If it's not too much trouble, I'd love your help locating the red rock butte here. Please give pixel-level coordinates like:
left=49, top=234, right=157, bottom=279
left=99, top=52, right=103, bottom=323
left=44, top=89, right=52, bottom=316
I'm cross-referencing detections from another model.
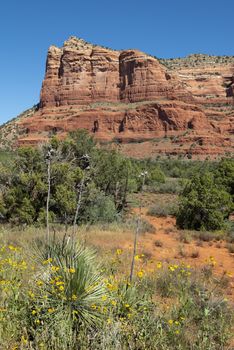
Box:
left=2, top=36, right=234, bottom=158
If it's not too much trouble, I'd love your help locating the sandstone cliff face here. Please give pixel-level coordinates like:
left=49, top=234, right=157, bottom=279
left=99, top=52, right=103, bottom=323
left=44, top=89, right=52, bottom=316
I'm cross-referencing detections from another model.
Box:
left=4, top=37, right=233, bottom=158
left=119, top=50, right=193, bottom=103
left=40, top=38, right=120, bottom=107
left=160, top=54, right=234, bottom=134
left=40, top=37, right=193, bottom=108
left=18, top=101, right=211, bottom=144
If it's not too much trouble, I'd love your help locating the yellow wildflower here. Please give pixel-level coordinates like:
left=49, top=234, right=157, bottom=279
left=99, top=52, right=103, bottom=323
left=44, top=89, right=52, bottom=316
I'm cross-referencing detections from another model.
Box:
left=156, top=262, right=162, bottom=269
left=36, top=280, right=43, bottom=287
left=168, top=319, right=173, bottom=325
left=51, top=265, right=60, bottom=272
left=69, top=268, right=76, bottom=273
left=56, top=281, right=64, bottom=286
left=137, top=270, right=144, bottom=278
left=21, top=335, right=28, bottom=344
left=106, top=282, right=113, bottom=289
left=102, top=306, right=107, bottom=314
left=43, top=258, right=53, bottom=265
left=8, top=245, right=17, bottom=251
left=28, top=291, right=35, bottom=298
left=116, top=249, right=123, bottom=256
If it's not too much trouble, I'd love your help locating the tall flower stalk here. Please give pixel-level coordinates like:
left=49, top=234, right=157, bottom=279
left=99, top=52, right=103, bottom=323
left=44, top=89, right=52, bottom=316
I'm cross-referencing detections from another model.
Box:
left=45, top=148, right=53, bottom=247
left=72, top=154, right=91, bottom=247
left=129, top=171, right=147, bottom=282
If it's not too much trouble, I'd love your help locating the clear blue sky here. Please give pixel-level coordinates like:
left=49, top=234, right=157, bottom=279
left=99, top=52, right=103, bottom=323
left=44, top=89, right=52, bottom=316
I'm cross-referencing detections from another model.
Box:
left=1, top=0, right=233, bottom=125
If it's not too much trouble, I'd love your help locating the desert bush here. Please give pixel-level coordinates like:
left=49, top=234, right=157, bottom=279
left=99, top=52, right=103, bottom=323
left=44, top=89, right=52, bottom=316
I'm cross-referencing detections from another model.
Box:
left=81, top=187, right=117, bottom=224
left=196, top=230, right=225, bottom=242
left=226, top=222, right=234, bottom=243
left=178, top=231, right=192, bottom=243
left=123, top=216, right=156, bottom=234
left=215, top=158, right=234, bottom=199
left=148, top=202, right=178, bottom=217
left=226, top=243, right=234, bottom=253
left=154, top=239, right=163, bottom=247
left=147, top=167, right=165, bottom=185
left=190, top=249, right=200, bottom=258
left=176, top=172, right=233, bottom=231
left=153, top=178, right=182, bottom=194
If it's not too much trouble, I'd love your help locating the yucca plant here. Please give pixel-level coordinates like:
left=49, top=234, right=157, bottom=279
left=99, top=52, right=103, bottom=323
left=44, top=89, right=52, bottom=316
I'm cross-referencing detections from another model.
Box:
left=29, top=237, right=107, bottom=332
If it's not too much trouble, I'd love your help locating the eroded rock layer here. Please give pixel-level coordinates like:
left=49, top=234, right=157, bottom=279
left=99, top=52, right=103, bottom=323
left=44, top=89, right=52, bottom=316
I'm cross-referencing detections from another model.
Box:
left=2, top=37, right=233, bottom=158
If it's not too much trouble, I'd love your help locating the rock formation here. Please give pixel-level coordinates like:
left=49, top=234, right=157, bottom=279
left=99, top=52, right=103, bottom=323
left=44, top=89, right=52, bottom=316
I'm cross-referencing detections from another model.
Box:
left=1, top=37, right=233, bottom=158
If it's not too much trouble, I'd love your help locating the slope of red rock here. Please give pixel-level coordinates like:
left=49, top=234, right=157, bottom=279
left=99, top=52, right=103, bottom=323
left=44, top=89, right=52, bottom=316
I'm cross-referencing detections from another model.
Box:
left=1, top=37, right=233, bottom=158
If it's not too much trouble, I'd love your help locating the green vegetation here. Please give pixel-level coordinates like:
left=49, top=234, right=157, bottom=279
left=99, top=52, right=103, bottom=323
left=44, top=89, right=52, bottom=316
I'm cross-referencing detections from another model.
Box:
left=0, top=131, right=134, bottom=225
left=160, top=53, right=234, bottom=70
left=1, top=139, right=233, bottom=233
left=148, top=201, right=178, bottom=217
left=0, top=131, right=169, bottom=226
left=0, top=236, right=233, bottom=349
left=176, top=167, right=233, bottom=231
left=0, top=132, right=234, bottom=349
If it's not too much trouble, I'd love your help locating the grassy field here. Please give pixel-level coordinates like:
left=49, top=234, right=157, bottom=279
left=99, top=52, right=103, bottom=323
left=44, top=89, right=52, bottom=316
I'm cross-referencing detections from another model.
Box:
left=0, top=146, right=233, bottom=349
left=0, top=191, right=233, bottom=349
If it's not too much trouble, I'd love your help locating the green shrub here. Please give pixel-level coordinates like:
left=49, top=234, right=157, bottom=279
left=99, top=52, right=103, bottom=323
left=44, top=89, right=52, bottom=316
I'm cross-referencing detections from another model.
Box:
left=82, top=189, right=117, bottom=224
left=226, top=243, right=234, bottom=253
left=176, top=172, right=233, bottom=231
left=227, top=223, right=234, bottom=243
left=124, top=216, right=156, bottom=234
left=148, top=202, right=178, bottom=217
left=148, top=167, right=165, bottom=184
left=154, top=178, right=182, bottom=194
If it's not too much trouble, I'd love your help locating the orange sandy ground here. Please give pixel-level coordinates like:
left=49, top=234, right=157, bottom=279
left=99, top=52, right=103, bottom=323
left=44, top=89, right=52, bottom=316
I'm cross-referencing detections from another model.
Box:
left=85, top=208, right=234, bottom=301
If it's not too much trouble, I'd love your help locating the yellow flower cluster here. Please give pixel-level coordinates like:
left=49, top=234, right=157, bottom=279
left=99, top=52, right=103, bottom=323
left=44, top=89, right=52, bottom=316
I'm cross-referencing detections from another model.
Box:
left=0, top=257, right=27, bottom=271
left=205, top=256, right=216, bottom=267
left=51, top=265, right=60, bottom=272
left=167, top=263, right=192, bottom=276
left=137, top=270, right=144, bottom=278
left=134, top=254, right=144, bottom=261
left=167, top=317, right=185, bottom=334
left=116, top=249, right=123, bottom=256
left=68, top=268, right=76, bottom=273
left=43, top=258, right=53, bottom=265
left=156, top=261, right=162, bottom=269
